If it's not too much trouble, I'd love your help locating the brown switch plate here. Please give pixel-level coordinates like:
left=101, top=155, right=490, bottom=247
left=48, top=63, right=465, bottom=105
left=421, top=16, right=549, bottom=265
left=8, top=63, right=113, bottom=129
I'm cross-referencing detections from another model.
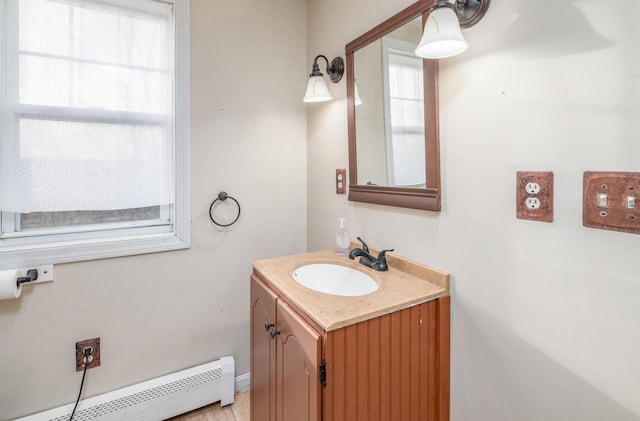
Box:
left=336, top=169, right=347, bottom=194
left=516, top=171, right=553, bottom=222
left=583, top=171, right=640, bottom=234
left=76, top=337, right=101, bottom=371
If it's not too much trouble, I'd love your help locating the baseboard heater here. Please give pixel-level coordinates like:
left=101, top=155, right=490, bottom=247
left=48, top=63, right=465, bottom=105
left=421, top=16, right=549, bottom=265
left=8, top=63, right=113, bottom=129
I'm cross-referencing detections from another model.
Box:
left=16, top=356, right=235, bottom=421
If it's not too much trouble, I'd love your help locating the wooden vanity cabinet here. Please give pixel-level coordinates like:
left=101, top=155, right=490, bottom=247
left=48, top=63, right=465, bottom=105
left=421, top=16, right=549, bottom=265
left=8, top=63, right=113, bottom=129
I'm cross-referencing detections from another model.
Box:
left=251, top=274, right=278, bottom=421
left=251, top=274, right=321, bottom=421
left=250, top=272, right=450, bottom=421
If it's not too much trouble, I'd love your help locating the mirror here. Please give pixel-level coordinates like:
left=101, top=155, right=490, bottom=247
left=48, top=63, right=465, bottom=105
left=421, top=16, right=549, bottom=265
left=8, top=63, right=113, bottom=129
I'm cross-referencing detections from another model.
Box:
left=346, top=0, right=440, bottom=211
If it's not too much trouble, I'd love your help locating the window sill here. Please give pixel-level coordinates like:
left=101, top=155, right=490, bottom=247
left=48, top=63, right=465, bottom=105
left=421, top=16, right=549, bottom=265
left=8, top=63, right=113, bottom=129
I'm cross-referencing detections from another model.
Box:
left=0, top=232, right=190, bottom=270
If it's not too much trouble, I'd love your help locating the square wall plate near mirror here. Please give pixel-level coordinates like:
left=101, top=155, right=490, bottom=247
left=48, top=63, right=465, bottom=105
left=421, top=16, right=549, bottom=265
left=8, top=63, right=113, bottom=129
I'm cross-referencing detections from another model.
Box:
left=346, top=0, right=440, bottom=211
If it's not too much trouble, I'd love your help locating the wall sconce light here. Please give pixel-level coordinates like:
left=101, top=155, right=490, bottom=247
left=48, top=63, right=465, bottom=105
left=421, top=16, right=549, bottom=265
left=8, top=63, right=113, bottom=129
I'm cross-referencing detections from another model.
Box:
left=415, top=0, right=490, bottom=59
left=303, top=55, right=345, bottom=103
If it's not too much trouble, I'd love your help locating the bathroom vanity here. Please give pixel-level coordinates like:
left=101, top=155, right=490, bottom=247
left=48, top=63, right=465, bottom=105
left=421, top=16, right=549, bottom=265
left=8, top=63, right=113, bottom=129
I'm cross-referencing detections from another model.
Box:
left=250, top=249, right=450, bottom=421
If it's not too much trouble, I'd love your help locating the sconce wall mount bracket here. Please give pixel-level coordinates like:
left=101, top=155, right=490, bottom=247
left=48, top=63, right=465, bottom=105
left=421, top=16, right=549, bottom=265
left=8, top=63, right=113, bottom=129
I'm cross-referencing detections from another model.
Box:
left=310, top=55, right=344, bottom=83
left=433, top=0, right=490, bottom=29
left=327, top=56, right=345, bottom=83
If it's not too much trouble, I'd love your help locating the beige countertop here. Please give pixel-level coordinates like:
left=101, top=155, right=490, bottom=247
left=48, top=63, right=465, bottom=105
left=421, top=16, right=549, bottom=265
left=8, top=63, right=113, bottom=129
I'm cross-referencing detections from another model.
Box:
left=252, top=248, right=450, bottom=331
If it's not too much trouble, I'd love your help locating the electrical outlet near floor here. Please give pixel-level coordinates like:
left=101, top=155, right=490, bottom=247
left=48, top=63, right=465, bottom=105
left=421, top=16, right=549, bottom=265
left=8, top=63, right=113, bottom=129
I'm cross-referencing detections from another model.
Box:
left=516, top=171, right=553, bottom=222
left=76, top=337, right=101, bottom=371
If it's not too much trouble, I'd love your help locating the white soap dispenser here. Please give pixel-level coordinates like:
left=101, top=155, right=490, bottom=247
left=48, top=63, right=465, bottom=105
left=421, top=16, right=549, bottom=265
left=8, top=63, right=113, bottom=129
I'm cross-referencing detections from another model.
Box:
left=335, top=218, right=350, bottom=257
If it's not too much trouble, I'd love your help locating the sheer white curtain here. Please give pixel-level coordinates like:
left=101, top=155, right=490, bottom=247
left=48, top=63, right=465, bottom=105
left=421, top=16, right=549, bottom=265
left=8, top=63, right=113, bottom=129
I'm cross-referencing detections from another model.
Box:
left=1, top=0, right=174, bottom=213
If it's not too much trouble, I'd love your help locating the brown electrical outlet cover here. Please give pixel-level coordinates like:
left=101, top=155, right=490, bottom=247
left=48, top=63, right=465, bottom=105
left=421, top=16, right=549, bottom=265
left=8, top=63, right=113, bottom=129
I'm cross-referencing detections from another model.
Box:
left=336, top=169, right=347, bottom=194
left=76, top=337, right=101, bottom=371
left=583, top=171, right=640, bottom=234
left=516, top=171, right=553, bottom=222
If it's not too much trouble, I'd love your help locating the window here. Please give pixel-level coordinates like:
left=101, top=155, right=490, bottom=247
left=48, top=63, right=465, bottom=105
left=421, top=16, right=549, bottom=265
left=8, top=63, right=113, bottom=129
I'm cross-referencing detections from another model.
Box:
left=0, top=0, right=190, bottom=268
left=382, top=36, right=426, bottom=187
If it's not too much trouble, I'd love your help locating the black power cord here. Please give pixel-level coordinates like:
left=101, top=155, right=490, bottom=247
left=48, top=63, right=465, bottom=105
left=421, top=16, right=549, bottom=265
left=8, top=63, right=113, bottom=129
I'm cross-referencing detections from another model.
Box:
left=69, top=347, right=92, bottom=421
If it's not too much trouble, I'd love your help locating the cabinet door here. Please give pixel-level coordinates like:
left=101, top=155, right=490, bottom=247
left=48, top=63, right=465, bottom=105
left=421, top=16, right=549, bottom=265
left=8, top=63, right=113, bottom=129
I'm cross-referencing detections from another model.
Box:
left=276, top=300, right=322, bottom=421
left=251, top=275, right=278, bottom=421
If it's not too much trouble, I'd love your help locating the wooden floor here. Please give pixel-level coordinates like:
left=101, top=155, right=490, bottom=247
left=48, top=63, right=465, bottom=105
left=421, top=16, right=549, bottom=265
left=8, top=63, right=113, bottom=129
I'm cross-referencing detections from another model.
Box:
left=167, top=391, right=250, bottom=421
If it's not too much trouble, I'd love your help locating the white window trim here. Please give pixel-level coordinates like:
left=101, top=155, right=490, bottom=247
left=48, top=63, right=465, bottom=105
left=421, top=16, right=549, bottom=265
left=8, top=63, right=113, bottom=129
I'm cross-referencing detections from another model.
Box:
left=0, top=0, right=190, bottom=270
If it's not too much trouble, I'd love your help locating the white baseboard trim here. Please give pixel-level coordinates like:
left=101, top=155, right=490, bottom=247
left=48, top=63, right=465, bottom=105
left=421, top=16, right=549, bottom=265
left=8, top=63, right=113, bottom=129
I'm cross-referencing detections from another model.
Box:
left=235, top=372, right=251, bottom=393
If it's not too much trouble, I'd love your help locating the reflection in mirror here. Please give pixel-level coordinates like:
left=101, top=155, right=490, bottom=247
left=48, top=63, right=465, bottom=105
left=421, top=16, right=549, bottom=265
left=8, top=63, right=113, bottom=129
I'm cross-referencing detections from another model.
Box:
left=354, top=17, right=424, bottom=187
left=347, top=0, right=440, bottom=211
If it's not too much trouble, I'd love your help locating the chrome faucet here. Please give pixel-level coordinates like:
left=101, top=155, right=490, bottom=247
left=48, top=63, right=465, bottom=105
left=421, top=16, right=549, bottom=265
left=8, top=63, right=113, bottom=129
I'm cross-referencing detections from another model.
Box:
left=348, top=237, right=394, bottom=271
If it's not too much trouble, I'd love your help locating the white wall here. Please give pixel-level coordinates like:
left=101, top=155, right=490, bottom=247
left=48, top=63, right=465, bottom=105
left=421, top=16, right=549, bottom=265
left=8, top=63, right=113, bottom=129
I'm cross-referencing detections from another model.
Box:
left=0, top=1, right=308, bottom=419
left=307, top=0, right=640, bottom=420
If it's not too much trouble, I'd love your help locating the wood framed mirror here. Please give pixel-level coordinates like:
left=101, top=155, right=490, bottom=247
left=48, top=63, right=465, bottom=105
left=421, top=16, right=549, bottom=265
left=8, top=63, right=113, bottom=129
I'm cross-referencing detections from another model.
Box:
left=346, top=0, right=440, bottom=211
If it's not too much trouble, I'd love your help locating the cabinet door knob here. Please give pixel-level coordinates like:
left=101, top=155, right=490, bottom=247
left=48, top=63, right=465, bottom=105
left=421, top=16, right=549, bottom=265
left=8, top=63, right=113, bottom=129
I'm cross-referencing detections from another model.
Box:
left=269, top=329, right=281, bottom=339
left=264, top=322, right=275, bottom=331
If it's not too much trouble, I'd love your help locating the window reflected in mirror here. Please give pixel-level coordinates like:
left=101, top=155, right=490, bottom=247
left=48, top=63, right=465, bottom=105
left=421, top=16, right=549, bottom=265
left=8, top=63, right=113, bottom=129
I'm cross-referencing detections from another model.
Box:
left=384, top=35, right=425, bottom=187
left=354, top=17, right=425, bottom=188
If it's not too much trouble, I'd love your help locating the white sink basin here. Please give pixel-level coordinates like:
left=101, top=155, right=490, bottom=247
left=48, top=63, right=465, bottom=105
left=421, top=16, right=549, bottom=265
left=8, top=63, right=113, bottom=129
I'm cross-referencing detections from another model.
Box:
left=292, top=264, right=378, bottom=297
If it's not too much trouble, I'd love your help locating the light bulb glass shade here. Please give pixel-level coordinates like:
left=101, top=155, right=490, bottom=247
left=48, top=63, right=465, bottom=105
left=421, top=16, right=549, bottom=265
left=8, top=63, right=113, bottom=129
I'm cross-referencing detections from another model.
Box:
left=303, top=75, right=332, bottom=102
left=415, top=6, right=468, bottom=59
left=354, top=81, right=362, bottom=106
